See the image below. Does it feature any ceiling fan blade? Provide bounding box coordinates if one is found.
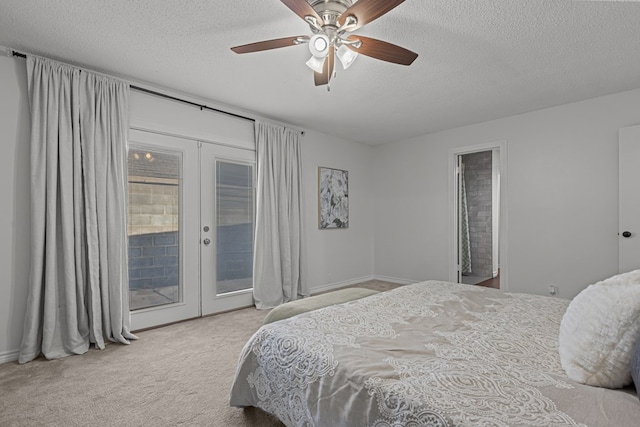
[338,0,406,31]
[314,47,335,86]
[347,36,418,65]
[281,0,324,25]
[231,36,307,54]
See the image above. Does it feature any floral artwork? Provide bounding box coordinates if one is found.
[319,167,348,229]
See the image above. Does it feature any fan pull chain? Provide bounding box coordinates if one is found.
[328,68,337,91]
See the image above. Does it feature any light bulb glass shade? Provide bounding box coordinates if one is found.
[337,44,358,70]
[308,34,330,58]
[306,55,326,73]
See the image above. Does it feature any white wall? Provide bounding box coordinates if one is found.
[302,130,374,292]
[373,88,640,298]
[0,56,31,363]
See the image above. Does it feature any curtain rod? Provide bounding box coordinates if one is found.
[9,50,260,125]
[129,86,255,124]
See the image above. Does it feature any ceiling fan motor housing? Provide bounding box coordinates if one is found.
[308,0,354,29]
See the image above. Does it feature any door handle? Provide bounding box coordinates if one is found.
[622,231,632,238]
[203,238,211,245]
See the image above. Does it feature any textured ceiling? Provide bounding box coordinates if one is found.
[1,0,639,145]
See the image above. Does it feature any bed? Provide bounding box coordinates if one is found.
[230,281,640,426]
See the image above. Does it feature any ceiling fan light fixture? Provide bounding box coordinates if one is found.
[306,55,327,73]
[230,0,419,87]
[337,44,358,70]
[308,34,330,58]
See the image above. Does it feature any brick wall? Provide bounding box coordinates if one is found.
[462,151,493,277]
[128,231,178,290]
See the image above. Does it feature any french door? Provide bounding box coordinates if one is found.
[128,129,255,330]
[200,143,255,315]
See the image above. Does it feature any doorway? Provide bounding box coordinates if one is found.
[450,142,507,289]
[619,124,640,273]
[127,129,255,330]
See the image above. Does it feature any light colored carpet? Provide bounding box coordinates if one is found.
[0,280,401,427]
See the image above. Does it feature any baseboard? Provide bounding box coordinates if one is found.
[0,349,19,364]
[372,275,417,286]
[310,275,376,295]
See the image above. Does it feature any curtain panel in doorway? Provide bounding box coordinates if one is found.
[460,163,472,274]
[253,121,308,309]
[19,56,137,364]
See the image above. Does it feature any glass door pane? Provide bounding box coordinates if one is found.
[128,147,181,310]
[128,129,200,330]
[216,161,254,295]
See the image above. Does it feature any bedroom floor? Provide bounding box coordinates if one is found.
[461,274,492,286]
[0,279,401,427]
[462,270,500,289]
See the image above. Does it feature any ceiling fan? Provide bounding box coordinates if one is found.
[231,0,418,87]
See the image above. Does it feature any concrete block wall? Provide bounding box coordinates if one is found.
[128,182,178,236]
[127,181,180,290]
[462,151,493,277]
[128,231,179,289]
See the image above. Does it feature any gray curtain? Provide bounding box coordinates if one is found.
[19,56,137,364]
[460,163,472,274]
[253,121,308,309]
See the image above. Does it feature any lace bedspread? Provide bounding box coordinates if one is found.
[230,281,640,426]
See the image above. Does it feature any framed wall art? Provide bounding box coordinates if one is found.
[318,167,349,229]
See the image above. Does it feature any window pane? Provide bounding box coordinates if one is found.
[127,147,181,310]
[216,161,254,295]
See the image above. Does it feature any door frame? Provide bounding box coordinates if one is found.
[618,124,640,273]
[448,140,508,289]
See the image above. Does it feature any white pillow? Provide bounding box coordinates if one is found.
[632,335,640,400]
[559,281,640,388]
[597,268,640,286]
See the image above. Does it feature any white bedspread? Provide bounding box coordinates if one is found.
[230,281,640,426]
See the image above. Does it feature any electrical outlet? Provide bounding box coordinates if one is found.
[548,284,558,296]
